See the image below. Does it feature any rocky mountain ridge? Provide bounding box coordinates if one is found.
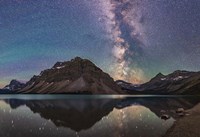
[3,80,26,91]
[117,70,200,95]
[19,57,122,94]
[1,58,200,95]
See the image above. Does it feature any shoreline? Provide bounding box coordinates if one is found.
[164,103,200,137]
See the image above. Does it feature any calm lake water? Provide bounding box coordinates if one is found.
[0,95,199,137]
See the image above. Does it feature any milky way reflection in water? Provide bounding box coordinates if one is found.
[0,95,199,137]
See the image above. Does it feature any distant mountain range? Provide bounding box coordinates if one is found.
[1,57,200,95]
[117,70,200,95]
[3,79,26,91]
[0,80,26,94]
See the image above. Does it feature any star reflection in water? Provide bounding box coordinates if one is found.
[0,95,199,137]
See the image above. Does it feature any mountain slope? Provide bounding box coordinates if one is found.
[3,80,26,91]
[140,70,200,94]
[117,70,200,95]
[20,57,122,94]
[0,89,12,94]
[115,80,137,90]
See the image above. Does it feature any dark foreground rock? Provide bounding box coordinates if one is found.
[165,103,200,137]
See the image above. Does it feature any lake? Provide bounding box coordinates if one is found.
[0,95,199,137]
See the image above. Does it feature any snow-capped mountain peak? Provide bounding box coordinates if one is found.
[3,80,26,91]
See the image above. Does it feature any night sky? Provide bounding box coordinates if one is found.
[1,0,200,88]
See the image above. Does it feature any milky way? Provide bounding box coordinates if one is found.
[1,0,200,87]
[94,0,147,83]
[92,0,200,83]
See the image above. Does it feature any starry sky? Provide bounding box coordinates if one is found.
[1,0,200,88]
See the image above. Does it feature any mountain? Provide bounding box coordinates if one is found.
[0,80,25,94]
[20,57,122,94]
[117,70,200,95]
[3,80,25,91]
[115,80,141,94]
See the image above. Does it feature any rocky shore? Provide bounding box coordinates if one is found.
[165,103,200,137]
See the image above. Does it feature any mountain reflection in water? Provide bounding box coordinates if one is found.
[0,95,199,137]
